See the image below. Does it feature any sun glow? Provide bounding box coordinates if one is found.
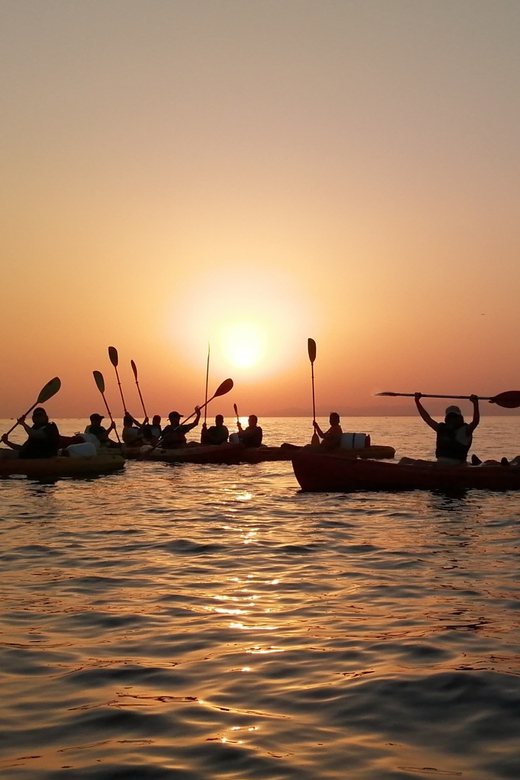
[221,322,267,368]
[168,268,310,382]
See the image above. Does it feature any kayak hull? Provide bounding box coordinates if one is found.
[124,443,396,465]
[0,452,126,479]
[292,450,520,492]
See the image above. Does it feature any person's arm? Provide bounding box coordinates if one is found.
[23,420,47,440]
[414,393,439,431]
[184,406,201,432]
[468,394,480,432]
[1,433,21,450]
[313,421,324,438]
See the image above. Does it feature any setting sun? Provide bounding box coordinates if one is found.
[220,322,267,368]
[167,269,311,388]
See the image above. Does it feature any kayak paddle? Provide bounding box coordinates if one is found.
[375,390,520,408]
[93,370,121,443]
[108,346,128,414]
[181,378,234,424]
[4,377,61,436]
[130,360,148,419]
[308,338,319,445]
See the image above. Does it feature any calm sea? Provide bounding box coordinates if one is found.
[1,416,520,780]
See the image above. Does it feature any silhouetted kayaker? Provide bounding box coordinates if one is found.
[201,414,229,445]
[313,412,342,450]
[142,415,162,445]
[414,393,480,464]
[1,407,60,459]
[122,413,147,447]
[85,413,117,446]
[159,408,201,448]
[237,415,263,448]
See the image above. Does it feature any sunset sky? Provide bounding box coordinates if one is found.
[2,0,519,420]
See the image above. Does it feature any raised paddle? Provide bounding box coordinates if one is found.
[93,370,121,443]
[130,360,148,419]
[4,377,61,437]
[308,338,319,445]
[181,378,234,424]
[233,403,240,424]
[108,346,128,414]
[375,391,520,408]
[143,378,234,458]
[204,344,210,427]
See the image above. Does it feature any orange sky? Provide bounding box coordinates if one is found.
[1,1,520,420]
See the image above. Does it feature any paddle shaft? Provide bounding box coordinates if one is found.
[380,392,501,401]
[100,392,121,444]
[108,347,128,413]
[204,345,210,426]
[93,371,121,443]
[131,361,148,418]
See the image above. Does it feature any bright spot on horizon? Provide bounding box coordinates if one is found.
[220,321,267,368]
[168,267,310,380]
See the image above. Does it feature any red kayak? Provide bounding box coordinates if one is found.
[292,450,520,492]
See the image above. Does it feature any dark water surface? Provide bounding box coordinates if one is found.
[1,417,520,779]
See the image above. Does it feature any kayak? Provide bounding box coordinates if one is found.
[124,443,293,464]
[291,450,520,492]
[124,442,396,465]
[0,451,126,480]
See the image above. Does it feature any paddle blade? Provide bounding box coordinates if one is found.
[213,378,234,398]
[311,432,320,446]
[37,377,61,404]
[375,392,403,397]
[130,359,138,379]
[108,346,119,367]
[233,403,239,417]
[489,390,520,409]
[308,338,317,363]
[93,370,105,394]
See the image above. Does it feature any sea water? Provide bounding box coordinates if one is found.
[1,417,520,780]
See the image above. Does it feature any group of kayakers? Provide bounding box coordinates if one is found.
[120,408,264,450]
[1,393,516,466]
[0,405,266,460]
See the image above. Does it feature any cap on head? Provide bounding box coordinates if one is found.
[445,405,462,416]
[90,413,104,421]
[169,411,181,420]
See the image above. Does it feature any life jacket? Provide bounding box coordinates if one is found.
[436,422,472,462]
[19,422,60,460]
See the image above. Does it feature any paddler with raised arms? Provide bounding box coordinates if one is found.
[414,393,480,464]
